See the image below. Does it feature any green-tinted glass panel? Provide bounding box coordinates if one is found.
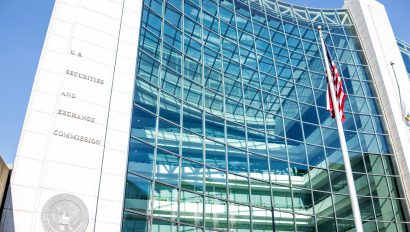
[124,174,151,214]
[122,212,149,232]
[180,190,204,226]
[153,182,178,221]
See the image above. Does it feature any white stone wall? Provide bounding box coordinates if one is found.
[0,0,142,231]
[345,0,410,209]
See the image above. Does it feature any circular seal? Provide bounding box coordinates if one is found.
[41,194,89,232]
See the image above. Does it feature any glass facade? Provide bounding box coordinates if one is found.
[397,39,410,79]
[122,0,410,231]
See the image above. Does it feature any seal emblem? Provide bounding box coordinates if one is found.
[41,194,89,232]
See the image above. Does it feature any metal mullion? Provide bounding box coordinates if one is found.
[259,3,291,230]
[383,169,403,230]
[176,0,185,230]
[246,2,278,231]
[197,0,207,229]
[291,18,321,232]
[276,6,309,231]
[212,2,231,230]
[231,1,253,230]
[148,0,167,230]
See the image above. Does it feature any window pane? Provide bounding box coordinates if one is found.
[124,174,151,213]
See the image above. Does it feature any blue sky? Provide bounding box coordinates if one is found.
[0,0,409,164]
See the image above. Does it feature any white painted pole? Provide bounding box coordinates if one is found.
[390,61,410,128]
[318,26,364,232]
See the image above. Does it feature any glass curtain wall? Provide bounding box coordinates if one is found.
[122,0,410,231]
[397,39,410,79]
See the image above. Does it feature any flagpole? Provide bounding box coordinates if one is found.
[318,26,364,232]
[390,61,410,124]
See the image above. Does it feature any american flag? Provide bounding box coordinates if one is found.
[325,45,346,122]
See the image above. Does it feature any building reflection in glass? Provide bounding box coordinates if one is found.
[122,0,410,231]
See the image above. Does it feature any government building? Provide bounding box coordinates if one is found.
[1,0,410,231]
